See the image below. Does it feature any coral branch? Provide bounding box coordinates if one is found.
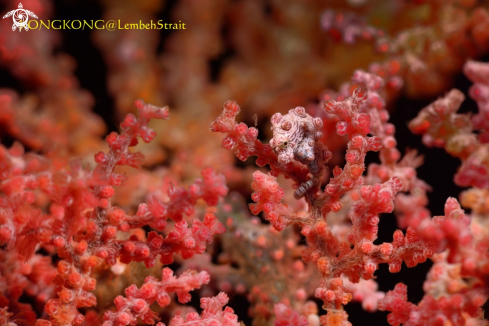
[210,101,313,189]
[163,292,240,326]
[102,268,210,326]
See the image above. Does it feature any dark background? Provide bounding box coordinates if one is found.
[0,0,488,324]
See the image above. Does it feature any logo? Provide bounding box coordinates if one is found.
[1,3,185,32]
[2,3,38,32]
